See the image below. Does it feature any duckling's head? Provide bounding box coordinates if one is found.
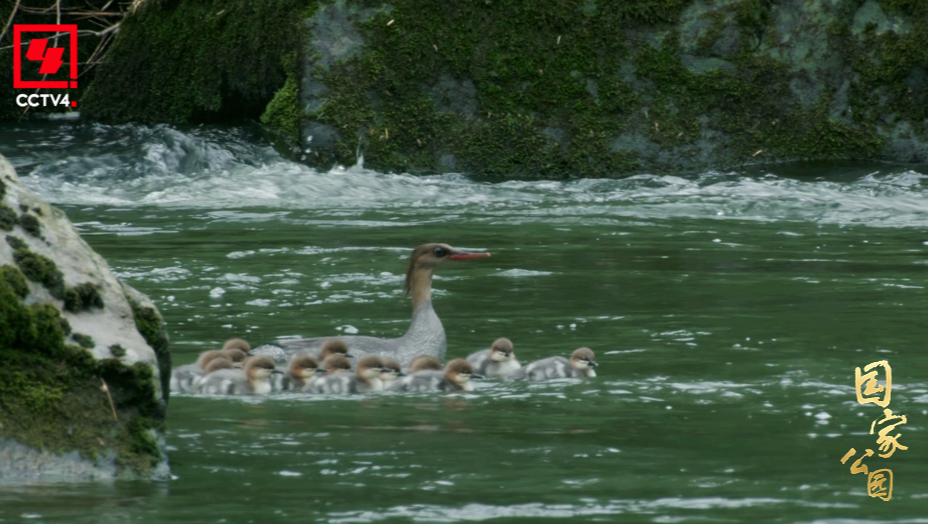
[410,355,443,373]
[489,338,515,362]
[380,358,402,381]
[196,350,228,370]
[203,356,234,373]
[320,339,350,359]
[357,355,385,380]
[570,347,598,370]
[289,355,319,378]
[222,347,248,363]
[321,354,352,375]
[223,338,252,352]
[244,356,279,381]
[444,359,474,386]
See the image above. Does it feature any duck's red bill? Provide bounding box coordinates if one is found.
[449,252,491,260]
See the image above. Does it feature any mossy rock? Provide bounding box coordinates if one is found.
[13,248,65,299]
[18,214,41,237]
[128,298,171,401]
[0,265,28,299]
[6,235,26,250]
[64,283,106,313]
[72,333,95,349]
[0,205,15,231]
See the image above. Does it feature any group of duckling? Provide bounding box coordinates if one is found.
[171,337,599,397]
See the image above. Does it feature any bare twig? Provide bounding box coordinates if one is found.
[101,379,118,421]
[0,0,22,45]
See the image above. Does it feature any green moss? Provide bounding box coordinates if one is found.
[260,70,303,143]
[109,344,126,358]
[0,204,15,231]
[83,0,307,124]
[13,248,65,299]
[0,178,5,200]
[128,298,171,403]
[72,333,95,348]
[64,283,105,313]
[0,265,29,299]
[18,214,41,237]
[5,235,26,250]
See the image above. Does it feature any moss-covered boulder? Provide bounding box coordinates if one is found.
[0,155,171,485]
[84,0,928,176]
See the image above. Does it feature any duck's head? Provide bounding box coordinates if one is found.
[196,350,228,370]
[203,356,234,373]
[244,356,280,381]
[489,338,515,362]
[223,338,252,352]
[321,354,352,375]
[410,355,443,373]
[356,355,385,380]
[380,358,403,381]
[290,355,319,378]
[222,347,248,364]
[444,358,474,387]
[569,347,598,370]
[320,339,350,359]
[404,243,491,296]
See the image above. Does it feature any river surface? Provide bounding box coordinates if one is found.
[1,121,927,523]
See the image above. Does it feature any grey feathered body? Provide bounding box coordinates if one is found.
[308,374,380,395]
[270,367,315,392]
[170,363,204,394]
[509,356,590,381]
[387,370,459,392]
[194,369,271,395]
[250,301,446,367]
[466,349,522,378]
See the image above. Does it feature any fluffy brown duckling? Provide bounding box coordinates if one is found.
[409,355,443,373]
[379,358,403,388]
[309,355,385,394]
[274,355,324,392]
[389,358,474,392]
[223,338,252,352]
[510,347,598,381]
[466,337,521,379]
[195,356,282,395]
[171,350,233,394]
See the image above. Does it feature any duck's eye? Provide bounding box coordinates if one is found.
[434,247,448,257]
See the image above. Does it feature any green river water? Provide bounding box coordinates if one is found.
[0,122,926,523]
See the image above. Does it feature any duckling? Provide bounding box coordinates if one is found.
[467,338,520,379]
[274,355,323,392]
[222,347,248,366]
[379,358,403,389]
[170,350,232,394]
[510,347,598,381]
[223,338,252,352]
[203,358,235,374]
[388,359,474,392]
[320,353,353,375]
[309,355,385,394]
[318,339,351,360]
[194,356,281,395]
[409,355,443,373]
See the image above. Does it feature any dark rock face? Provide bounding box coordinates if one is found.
[0,155,170,485]
[84,0,928,177]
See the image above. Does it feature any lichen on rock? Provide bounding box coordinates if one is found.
[0,155,170,485]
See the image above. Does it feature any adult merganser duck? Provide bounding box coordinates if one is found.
[195,356,281,395]
[467,338,521,379]
[388,358,474,392]
[309,355,385,394]
[510,348,598,381]
[249,244,490,367]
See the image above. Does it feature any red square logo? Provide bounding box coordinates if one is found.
[13,24,78,89]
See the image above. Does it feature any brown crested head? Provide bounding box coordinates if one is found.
[290,355,318,374]
[403,243,491,296]
[222,347,248,363]
[491,337,514,355]
[203,357,234,373]
[410,355,443,373]
[196,350,227,370]
[321,354,352,374]
[357,355,384,371]
[381,358,402,373]
[320,339,349,358]
[244,356,277,372]
[571,347,597,364]
[444,358,474,377]
[223,338,251,352]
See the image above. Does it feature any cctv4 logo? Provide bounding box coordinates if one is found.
[13,24,79,108]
